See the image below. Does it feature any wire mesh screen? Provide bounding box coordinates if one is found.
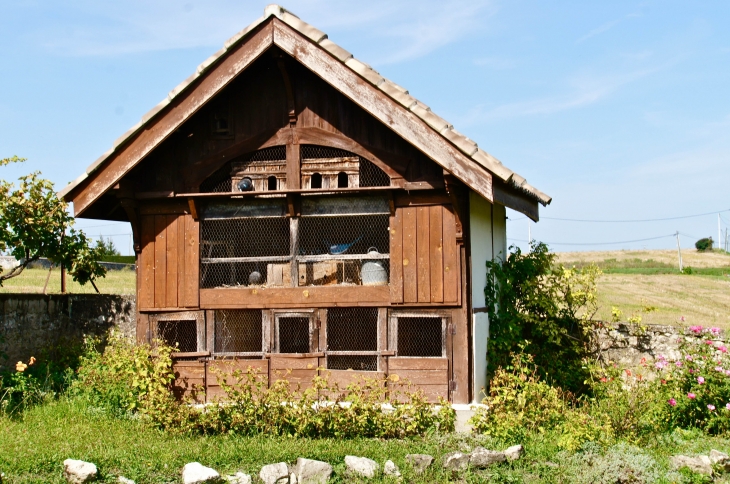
[156,320,199,353]
[397,317,443,357]
[201,217,290,288]
[200,146,287,192]
[327,308,377,351]
[327,355,378,372]
[300,145,390,187]
[278,317,310,353]
[214,310,263,354]
[297,214,390,286]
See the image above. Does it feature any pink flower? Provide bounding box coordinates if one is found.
[689,325,703,334]
[708,404,716,411]
[675,361,684,367]
[686,355,694,361]
[726,403,730,410]
[698,377,705,384]
[720,346,728,353]
[710,327,721,335]
[716,366,724,372]
[706,340,714,345]
[668,398,677,406]
[680,316,686,322]
[655,361,668,369]
[688,393,696,399]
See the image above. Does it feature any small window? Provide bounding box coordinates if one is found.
[214,310,263,354]
[310,173,322,189]
[157,320,198,353]
[278,316,311,353]
[326,307,379,372]
[267,175,278,191]
[396,316,444,357]
[337,172,348,188]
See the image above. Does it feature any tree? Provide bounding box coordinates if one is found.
[0,156,106,286]
[94,237,120,258]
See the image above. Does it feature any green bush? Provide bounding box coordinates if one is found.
[695,237,713,251]
[485,241,601,393]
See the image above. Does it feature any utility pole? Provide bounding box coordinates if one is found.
[528,220,531,245]
[676,231,683,272]
[719,214,722,250]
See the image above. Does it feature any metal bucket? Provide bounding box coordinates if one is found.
[361,247,388,286]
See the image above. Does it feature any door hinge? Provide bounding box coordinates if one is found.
[448,323,457,335]
[449,380,457,391]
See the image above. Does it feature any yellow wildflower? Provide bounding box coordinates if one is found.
[29,356,36,366]
[16,361,27,372]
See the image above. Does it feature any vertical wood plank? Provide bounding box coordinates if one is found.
[443,206,458,303]
[402,207,418,303]
[389,210,403,303]
[165,215,178,308]
[154,215,167,308]
[136,313,149,344]
[453,247,470,403]
[286,142,301,189]
[177,212,187,306]
[139,215,156,309]
[416,206,430,303]
[318,309,327,371]
[377,308,388,373]
[429,205,444,303]
[184,215,200,307]
[206,310,215,353]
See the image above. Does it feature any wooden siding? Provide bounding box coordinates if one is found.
[389,205,459,305]
[140,212,199,310]
[172,360,205,403]
[389,357,449,403]
[206,359,268,402]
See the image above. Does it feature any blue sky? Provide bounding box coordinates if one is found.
[1,1,729,255]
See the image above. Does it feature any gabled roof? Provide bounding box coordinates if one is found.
[59,4,550,214]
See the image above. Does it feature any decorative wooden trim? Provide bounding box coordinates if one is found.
[272,19,493,202]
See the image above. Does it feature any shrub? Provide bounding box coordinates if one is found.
[0,354,75,415]
[485,241,601,393]
[470,353,611,450]
[695,237,713,252]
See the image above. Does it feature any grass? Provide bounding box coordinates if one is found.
[0,268,135,295]
[2,398,729,483]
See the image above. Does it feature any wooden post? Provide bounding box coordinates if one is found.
[676,231,683,273]
[42,265,54,294]
[60,264,66,294]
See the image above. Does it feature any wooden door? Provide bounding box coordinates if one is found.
[269,311,320,392]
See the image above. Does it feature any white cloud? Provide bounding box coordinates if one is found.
[576,11,642,44]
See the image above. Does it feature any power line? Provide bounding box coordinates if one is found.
[507,233,675,246]
[540,208,730,223]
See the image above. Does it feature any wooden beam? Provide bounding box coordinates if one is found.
[286,142,301,190]
[69,21,275,216]
[272,19,493,202]
[492,179,540,222]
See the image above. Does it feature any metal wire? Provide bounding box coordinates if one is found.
[214,310,263,354]
[301,145,390,187]
[153,314,203,353]
[278,317,310,353]
[200,146,287,192]
[397,316,443,357]
[327,308,377,351]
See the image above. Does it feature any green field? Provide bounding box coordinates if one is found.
[0,267,135,295]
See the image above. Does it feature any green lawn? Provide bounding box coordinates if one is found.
[1,398,729,483]
[0,268,135,295]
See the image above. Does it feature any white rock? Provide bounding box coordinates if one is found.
[442,452,469,471]
[117,478,135,484]
[405,454,433,474]
[294,458,333,484]
[345,456,380,478]
[383,460,401,477]
[504,444,524,461]
[224,473,251,484]
[469,447,506,468]
[182,462,221,484]
[63,459,98,484]
[290,473,298,484]
[710,450,730,472]
[670,455,713,476]
[259,463,289,484]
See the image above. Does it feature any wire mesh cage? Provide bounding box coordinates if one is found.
[327,308,377,352]
[214,310,264,354]
[152,312,205,353]
[200,146,287,193]
[278,317,311,353]
[397,316,444,357]
[300,145,390,188]
[201,216,290,288]
[327,355,378,372]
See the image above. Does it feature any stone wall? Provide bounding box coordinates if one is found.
[592,323,725,366]
[0,294,135,368]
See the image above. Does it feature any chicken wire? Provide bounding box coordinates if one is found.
[397,316,444,357]
[327,308,377,352]
[278,317,311,353]
[155,318,200,353]
[200,216,290,288]
[301,145,391,187]
[214,310,264,354]
[327,355,378,372]
[200,146,287,192]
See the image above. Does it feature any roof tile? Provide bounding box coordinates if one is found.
[379,80,416,108]
[471,149,513,182]
[279,12,328,43]
[441,128,478,157]
[140,99,170,124]
[85,149,115,175]
[319,39,353,62]
[345,58,385,86]
[197,48,226,75]
[410,103,452,133]
[57,173,89,199]
[112,122,143,150]
[168,72,199,100]
[224,16,266,50]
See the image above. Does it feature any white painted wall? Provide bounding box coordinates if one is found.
[468,191,507,403]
